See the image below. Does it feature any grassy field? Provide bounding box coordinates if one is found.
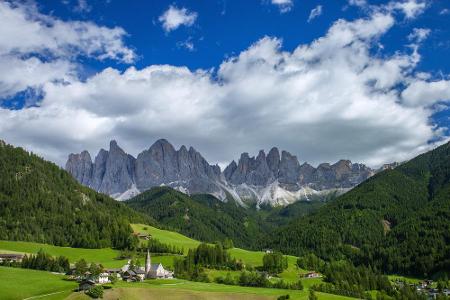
[0,266,350,300]
[66,279,355,300]
[0,240,125,267]
[0,240,177,268]
[132,224,307,283]
[132,224,201,253]
[0,266,77,300]
[388,275,423,284]
[0,224,348,300]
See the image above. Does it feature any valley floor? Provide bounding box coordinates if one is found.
[0,266,353,300]
[0,224,397,300]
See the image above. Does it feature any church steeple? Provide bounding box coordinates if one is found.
[145,248,151,276]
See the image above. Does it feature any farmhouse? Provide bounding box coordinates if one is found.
[138,233,151,240]
[97,272,110,284]
[105,268,121,279]
[122,270,137,282]
[0,253,24,263]
[304,272,321,278]
[78,279,96,291]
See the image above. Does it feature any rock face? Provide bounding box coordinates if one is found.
[66,139,375,206]
[67,139,222,200]
[222,149,375,206]
[66,150,93,186]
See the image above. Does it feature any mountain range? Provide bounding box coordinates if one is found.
[2,137,449,277]
[66,139,376,206]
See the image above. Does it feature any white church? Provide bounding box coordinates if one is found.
[145,249,174,279]
[120,249,174,281]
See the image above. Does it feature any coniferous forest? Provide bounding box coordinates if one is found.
[265,141,450,277]
[0,141,153,249]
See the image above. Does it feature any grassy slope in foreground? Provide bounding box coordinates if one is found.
[0,240,177,268]
[0,266,77,300]
[132,224,302,282]
[66,279,356,300]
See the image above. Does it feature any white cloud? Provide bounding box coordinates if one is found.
[440,8,450,15]
[177,37,196,52]
[73,0,91,13]
[408,28,430,43]
[308,5,323,22]
[402,80,450,107]
[1,0,449,169]
[348,0,367,7]
[386,0,427,19]
[0,1,134,98]
[158,5,197,33]
[350,0,427,19]
[271,0,293,13]
[0,1,134,62]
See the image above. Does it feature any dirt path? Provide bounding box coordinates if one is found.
[23,290,69,300]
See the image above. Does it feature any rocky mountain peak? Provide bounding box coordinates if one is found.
[65,150,93,186]
[266,147,280,174]
[109,139,119,150]
[66,140,376,206]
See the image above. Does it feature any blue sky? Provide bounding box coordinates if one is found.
[0,0,450,168]
[36,0,450,74]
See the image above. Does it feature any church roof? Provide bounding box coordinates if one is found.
[148,263,163,271]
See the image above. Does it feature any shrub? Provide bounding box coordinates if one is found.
[86,285,103,298]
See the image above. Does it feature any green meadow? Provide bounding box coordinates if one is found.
[66,279,355,300]
[0,240,178,268]
[0,266,77,300]
[0,224,352,300]
[132,223,201,253]
[132,224,306,282]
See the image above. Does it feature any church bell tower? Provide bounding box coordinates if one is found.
[145,248,151,277]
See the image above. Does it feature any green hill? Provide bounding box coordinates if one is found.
[0,141,153,249]
[131,224,302,282]
[0,266,77,300]
[125,187,270,249]
[265,141,450,277]
[125,186,330,250]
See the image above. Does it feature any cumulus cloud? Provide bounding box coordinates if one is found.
[386,0,427,18]
[158,5,198,33]
[0,1,134,98]
[402,80,450,107]
[408,28,430,42]
[271,0,293,13]
[308,5,323,22]
[349,0,427,19]
[0,1,134,62]
[0,0,449,169]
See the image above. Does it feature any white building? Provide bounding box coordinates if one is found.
[97,273,110,284]
[145,250,174,279]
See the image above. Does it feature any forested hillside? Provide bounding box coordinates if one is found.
[125,185,332,250]
[0,141,153,249]
[265,141,450,277]
[125,187,267,248]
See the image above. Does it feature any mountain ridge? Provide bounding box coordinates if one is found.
[66,139,376,206]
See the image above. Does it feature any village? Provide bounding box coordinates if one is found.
[0,247,174,293]
[75,249,174,291]
[2,249,450,300]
